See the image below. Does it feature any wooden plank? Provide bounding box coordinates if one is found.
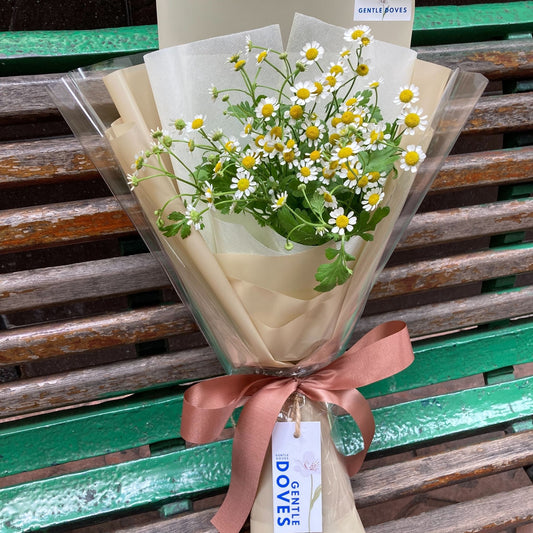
[416,38,533,80]
[464,92,533,135]
[0,254,169,313]
[0,197,135,253]
[355,286,533,338]
[0,305,197,364]
[366,486,533,533]
[397,198,533,250]
[1,380,531,531]
[431,146,533,192]
[1,195,531,254]
[109,432,533,533]
[0,137,96,188]
[3,243,532,313]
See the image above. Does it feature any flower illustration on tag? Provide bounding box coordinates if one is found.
[295,451,322,532]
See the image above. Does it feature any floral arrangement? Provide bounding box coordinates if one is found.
[128,25,428,292]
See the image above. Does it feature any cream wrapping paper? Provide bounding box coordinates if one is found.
[99,15,452,533]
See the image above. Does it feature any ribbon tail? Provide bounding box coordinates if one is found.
[212,379,297,533]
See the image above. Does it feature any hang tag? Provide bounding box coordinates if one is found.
[354,0,412,21]
[271,421,322,533]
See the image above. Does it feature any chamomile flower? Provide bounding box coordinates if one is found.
[329,207,357,236]
[245,35,253,53]
[297,159,319,184]
[354,173,370,194]
[257,134,278,158]
[355,60,371,77]
[328,60,346,78]
[367,170,388,186]
[208,85,219,100]
[284,104,304,125]
[240,149,259,171]
[340,160,363,188]
[223,136,240,154]
[394,84,420,107]
[272,191,288,210]
[187,114,207,133]
[290,81,317,106]
[362,187,385,211]
[185,204,204,230]
[300,41,324,65]
[240,117,254,138]
[132,150,146,170]
[231,170,257,199]
[339,47,351,58]
[256,49,269,63]
[280,144,300,168]
[317,186,338,208]
[368,77,384,89]
[344,25,372,45]
[126,173,139,191]
[300,119,325,147]
[400,145,426,173]
[331,142,360,164]
[255,97,279,120]
[312,80,328,100]
[363,122,391,151]
[322,72,343,92]
[202,181,215,208]
[399,106,428,135]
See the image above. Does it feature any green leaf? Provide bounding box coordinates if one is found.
[180,222,192,239]
[314,249,353,292]
[325,247,339,260]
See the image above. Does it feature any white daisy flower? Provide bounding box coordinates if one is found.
[272,191,288,211]
[241,117,255,138]
[340,161,363,188]
[344,25,372,45]
[290,81,317,106]
[394,84,420,107]
[231,170,257,199]
[297,159,319,184]
[299,119,325,147]
[331,142,361,164]
[329,207,357,236]
[317,186,338,208]
[126,173,139,191]
[186,114,207,133]
[202,181,214,208]
[185,204,204,230]
[400,145,426,173]
[362,187,385,211]
[255,97,279,120]
[363,122,391,151]
[399,106,428,135]
[300,41,324,65]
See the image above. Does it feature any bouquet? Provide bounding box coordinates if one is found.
[51,12,487,533]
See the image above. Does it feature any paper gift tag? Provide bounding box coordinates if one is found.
[354,0,413,21]
[271,421,322,533]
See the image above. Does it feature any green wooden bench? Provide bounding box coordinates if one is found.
[0,2,532,531]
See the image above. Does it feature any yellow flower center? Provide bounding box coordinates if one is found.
[325,75,337,87]
[262,103,275,117]
[331,117,342,128]
[237,177,250,191]
[306,125,320,140]
[351,29,364,40]
[322,168,335,180]
[368,193,380,206]
[244,122,253,134]
[336,214,349,229]
[357,175,368,187]
[361,36,370,46]
[329,160,339,170]
[270,126,283,138]
[313,82,323,95]
[234,59,246,71]
[356,63,369,76]
[404,113,421,128]
[370,130,384,143]
[283,150,296,163]
[329,133,340,145]
[134,157,143,169]
[309,150,321,161]
[405,151,420,166]
[257,51,267,63]
[323,192,333,203]
[330,64,344,76]
[300,166,311,177]
[276,195,286,206]
[354,114,364,126]
[341,111,355,124]
[399,89,414,103]
[345,166,360,181]
[341,49,351,57]
[286,139,296,149]
[368,171,381,182]
[263,143,275,153]
[345,97,357,107]
[289,105,304,120]
[254,135,264,147]
[191,118,204,130]
[214,160,222,173]
[338,146,353,159]
[274,142,285,152]
[296,87,311,100]
[242,155,256,169]
[306,48,319,60]
[225,141,236,152]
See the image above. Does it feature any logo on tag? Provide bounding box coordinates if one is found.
[354,0,412,21]
[272,421,322,532]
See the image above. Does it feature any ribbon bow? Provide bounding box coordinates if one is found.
[181,320,414,533]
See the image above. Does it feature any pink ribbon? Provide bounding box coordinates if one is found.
[181,320,414,533]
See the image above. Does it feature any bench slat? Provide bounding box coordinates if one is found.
[2,196,531,254]
[367,485,533,533]
[1,319,531,420]
[0,379,531,531]
[3,243,532,313]
[2,140,532,192]
[2,284,532,365]
[109,432,533,533]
